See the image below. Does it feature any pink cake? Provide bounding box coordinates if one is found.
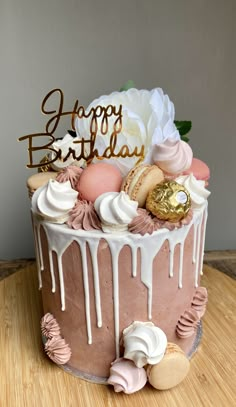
[22,86,210,393]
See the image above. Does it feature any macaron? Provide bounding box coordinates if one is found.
[146,342,190,390]
[76,162,122,203]
[183,157,210,185]
[27,172,58,198]
[121,164,164,207]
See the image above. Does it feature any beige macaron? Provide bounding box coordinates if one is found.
[121,164,164,207]
[146,342,190,390]
[27,171,58,199]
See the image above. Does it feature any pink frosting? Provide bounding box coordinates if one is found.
[128,208,193,235]
[108,358,147,394]
[67,200,101,231]
[41,312,61,339]
[153,140,193,174]
[191,287,208,318]
[56,165,83,190]
[44,337,72,365]
[176,309,200,339]
[128,209,159,235]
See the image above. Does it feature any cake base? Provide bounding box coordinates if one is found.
[35,203,207,380]
[44,322,203,384]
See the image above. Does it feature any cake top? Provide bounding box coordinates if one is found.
[19,84,210,231]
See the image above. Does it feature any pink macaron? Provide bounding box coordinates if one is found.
[183,157,210,184]
[76,162,122,202]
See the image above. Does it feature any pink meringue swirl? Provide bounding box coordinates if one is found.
[41,313,61,339]
[44,337,71,365]
[56,165,83,190]
[108,358,147,394]
[176,308,200,339]
[128,208,193,235]
[153,139,193,174]
[67,200,101,231]
[191,287,208,318]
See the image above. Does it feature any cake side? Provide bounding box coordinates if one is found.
[33,203,207,380]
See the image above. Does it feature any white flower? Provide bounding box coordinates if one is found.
[75,88,180,176]
[123,321,167,368]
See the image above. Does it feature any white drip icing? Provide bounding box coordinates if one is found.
[32,203,207,351]
[193,209,205,287]
[169,247,174,278]
[34,222,44,275]
[192,222,198,264]
[131,246,138,277]
[80,241,92,344]
[33,222,42,289]
[179,244,184,288]
[108,240,121,358]
[57,254,65,311]
[88,240,102,328]
[48,250,56,293]
[200,210,208,276]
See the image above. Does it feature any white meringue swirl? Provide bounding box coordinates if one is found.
[123,321,167,368]
[32,179,78,223]
[108,358,147,394]
[94,191,138,233]
[176,174,210,209]
[152,139,193,174]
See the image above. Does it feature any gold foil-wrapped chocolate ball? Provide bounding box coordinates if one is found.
[38,155,52,172]
[146,180,191,222]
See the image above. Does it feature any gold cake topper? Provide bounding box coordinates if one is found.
[19,88,145,169]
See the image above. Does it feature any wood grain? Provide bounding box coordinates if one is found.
[0,263,235,407]
[204,250,236,279]
[0,258,35,281]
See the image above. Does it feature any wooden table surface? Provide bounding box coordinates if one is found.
[0,262,235,407]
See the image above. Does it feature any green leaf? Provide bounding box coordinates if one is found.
[174,120,192,137]
[119,80,135,92]
[180,135,190,143]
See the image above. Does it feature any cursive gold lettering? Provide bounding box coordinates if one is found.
[19,88,145,170]
[18,133,60,169]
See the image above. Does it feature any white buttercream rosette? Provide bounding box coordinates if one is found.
[75,88,180,176]
[176,174,210,209]
[123,321,167,368]
[31,179,78,223]
[94,191,138,233]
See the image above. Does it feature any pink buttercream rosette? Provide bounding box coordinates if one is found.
[108,358,147,394]
[41,312,61,339]
[67,200,101,231]
[44,337,72,365]
[191,287,208,318]
[128,208,193,235]
[176,308,200,339]
[56,165,83,190]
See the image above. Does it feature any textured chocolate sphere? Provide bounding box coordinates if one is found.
[146,180,191,222]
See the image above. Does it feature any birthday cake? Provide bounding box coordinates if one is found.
[20,85,210,393]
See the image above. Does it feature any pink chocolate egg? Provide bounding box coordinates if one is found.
[76,162,122,202]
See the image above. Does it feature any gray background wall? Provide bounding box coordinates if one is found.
[0,0,235,259]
